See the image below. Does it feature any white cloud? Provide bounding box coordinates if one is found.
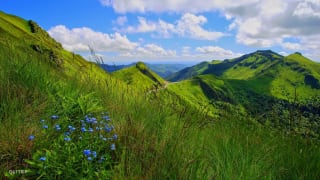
[225,0,320,57]
[114,16,127,26]
[259,0,287,17]
[102,0,320,61]
[119,13,225,40]
[294,0,320,18]
[279,51,289,56]
[181,46,191,56]
[48,25,138,53]
[124,17,157,33]
[176,13,224,40]
[47,25,241,63]
[281,42,302,50]
[195,46,242,59]
[48,25,179,62]
[100,0,258,13]
[123,44,177,57]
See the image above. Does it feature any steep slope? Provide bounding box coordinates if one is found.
[167,74,241,117]
[101,63,188,78]
[112,62,165,89]
[0,11,109,81]
[169,50,320,100]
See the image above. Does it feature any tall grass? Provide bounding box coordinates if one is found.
[1,35,320,179]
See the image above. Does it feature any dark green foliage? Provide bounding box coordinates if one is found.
[304,74,320,89]
[27,20,63,49]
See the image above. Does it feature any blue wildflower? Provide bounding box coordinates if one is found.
[64,132,70,136]
[87,157,92,161]
[83,149,91,156]
[104,126,112,133]
[113,134,118,140]
[51,115,59,119]
[92,151,97,158]
[39,157,46,161]
[110,144,116,151]
[68,125,76,131]
[43,125,48,129]
[88,128,94,133]
[64,136,71,142]
[85,117,92,124]
[102,116,110,121]
[102,137,107,141]
[81,127,87,132]
[55,124,61,131]
[28,135,35,141]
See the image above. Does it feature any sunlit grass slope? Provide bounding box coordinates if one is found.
[112,61,165,90]
[1,10,320,179]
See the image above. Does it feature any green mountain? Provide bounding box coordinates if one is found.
[167,50,320,136]
[100,63,188,78]
[168,50,320,100]
[112,61,165,89]
[167,61,210,81]
[1,10,320,179]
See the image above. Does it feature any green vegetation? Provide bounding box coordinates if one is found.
[167,61,210,81]
[112,61,165,90]
[1,10,320,179]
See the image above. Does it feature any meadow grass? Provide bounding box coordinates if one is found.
[1,11,320,179]
[2,46,320,179]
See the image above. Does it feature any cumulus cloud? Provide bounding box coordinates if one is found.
[281,42,302,50]
[119,13,225,40]
[121,44,177,58]
[123,17,157,33]
[224,0,320,60]
[48,25,179,62]
[102,0,320,60]
[100,0,258,13]
[114,16,127,26]
[294,0,320,18]
[48,25,138,53]
[195,46,243,59]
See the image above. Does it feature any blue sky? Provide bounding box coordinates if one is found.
[1,0,320,64]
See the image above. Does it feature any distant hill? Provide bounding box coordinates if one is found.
[112,62,165,90]
[168,50,320,100]
[100,63,135,72]
[100,63,189,78]
[166,61,210,82]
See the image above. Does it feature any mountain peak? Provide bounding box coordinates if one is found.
[252,50,282,57]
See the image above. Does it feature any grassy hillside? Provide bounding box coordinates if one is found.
[170,50,320,100]
[1,10,320,179]
[100,63,188,78]
[112,61,165,90]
